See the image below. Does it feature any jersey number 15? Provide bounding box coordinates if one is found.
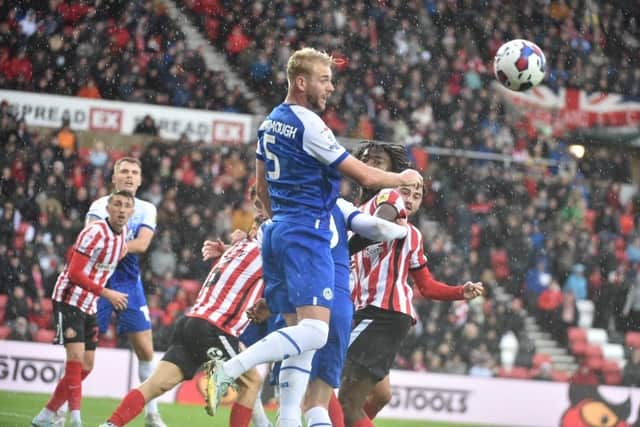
[263,134,280,180]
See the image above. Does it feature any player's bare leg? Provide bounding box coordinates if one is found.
[363,375,392,420]
[102,362,183,427]
[339,359,379,427]
[128,329,166,427]
[138,361,184,401]
[229,367,270,427]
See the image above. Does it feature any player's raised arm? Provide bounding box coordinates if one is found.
[338,155,422,190]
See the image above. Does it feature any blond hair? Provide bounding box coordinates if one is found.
[286,48,334,85]
[113,156,142,173]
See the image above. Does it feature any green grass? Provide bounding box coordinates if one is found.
[0,390,485,427]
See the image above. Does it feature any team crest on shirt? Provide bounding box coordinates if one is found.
[376,192,390,205]
[322,288,334,301]
[64,327,77,339]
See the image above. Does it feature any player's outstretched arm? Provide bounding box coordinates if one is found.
[348,202,401,255]
[337,155,422,190]
[410,266,484,301]
[349,210,407,242]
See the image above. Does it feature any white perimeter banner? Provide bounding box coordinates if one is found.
[0,340,175,403]
[4,340,640,425]
[0,90,254,144]
[381,370,640,426]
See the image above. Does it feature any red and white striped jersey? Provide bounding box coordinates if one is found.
[52,220,127,314]
[351,189,425,319]
[188,238,263,337]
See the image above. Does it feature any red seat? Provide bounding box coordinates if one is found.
[498,366,530,379]
[532,353,552,368]
[585,344,603,359]
[601,360,620,375]
[0,325,10,339]
[551,370,570,382]
[0,293,7,308]
[570,341,588,357]
[568,327,587,344]
[585,357,603,371]
[626,331,640,349]
[180,280,201,303]
[41,298,53,314]
[604,371,622,385]
[35,329,56,343]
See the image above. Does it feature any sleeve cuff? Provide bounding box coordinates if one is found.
[346,210,360,229]
[329,150,349,168]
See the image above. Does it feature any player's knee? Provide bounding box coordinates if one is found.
[298,318,329,350]
[370,386,392,407]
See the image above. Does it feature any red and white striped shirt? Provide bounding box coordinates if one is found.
[188,238,263,337]
[351,189,464,319]
[52,220,127,314]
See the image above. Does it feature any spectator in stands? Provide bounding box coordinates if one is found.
[8,316,32,341]
[564,264,587,300]
[623,349,640,387]
[54,117,77,153]
[134,115,159,136]
[88,140,110,174]
[525,259,552,308]
[76,77,101,99]
[6,284,29,323]
[149,235,177,278]
[623,271,640,332]
[538,280,564,342]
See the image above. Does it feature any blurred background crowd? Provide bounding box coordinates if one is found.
[2,0,640,386]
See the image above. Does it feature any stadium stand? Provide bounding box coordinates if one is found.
[0,0,252,112]
[1,0,640,388]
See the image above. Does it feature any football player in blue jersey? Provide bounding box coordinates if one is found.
[236,197,408,427]
[85,157,166,427]
[209,47,421,424]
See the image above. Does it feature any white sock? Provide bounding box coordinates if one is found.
[277,350,315,427]
[252,385,272,427]
[224,319,328,379]
[58,402,68,415]
[304,406,331,427]
[139,359,159,415]
[70,409,81,423]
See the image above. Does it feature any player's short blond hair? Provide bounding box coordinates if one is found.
[286,48,334,85]
[113,156,142,173]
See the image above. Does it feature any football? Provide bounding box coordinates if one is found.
[493,39,546,91]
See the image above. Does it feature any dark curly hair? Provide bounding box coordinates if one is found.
[353,140,412,202]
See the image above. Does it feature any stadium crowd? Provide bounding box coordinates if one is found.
[1,0,640,386]
[1,99,638,385]
[0,0,256,113]
[184,0,640,144]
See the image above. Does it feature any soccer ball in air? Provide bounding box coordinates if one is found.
[493,39,546,91]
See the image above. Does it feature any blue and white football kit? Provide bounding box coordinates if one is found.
[87,196,156,335]
[310,199,359,388]
[256,104,349,314]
